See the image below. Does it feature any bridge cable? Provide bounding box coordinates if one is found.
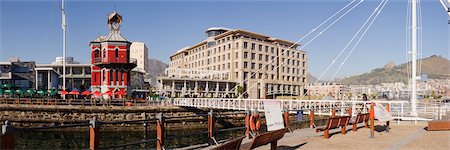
[327,0,390,84]
[227,0,360,95]
[234,0,364,97]
[299,0,389,100]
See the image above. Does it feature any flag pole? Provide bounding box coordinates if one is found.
[62,0,67,100]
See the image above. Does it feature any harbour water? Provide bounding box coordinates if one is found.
[13,119,325,149]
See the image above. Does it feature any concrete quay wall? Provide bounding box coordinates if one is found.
[0,104,247,131]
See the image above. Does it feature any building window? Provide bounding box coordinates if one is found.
[244,42,248,49]
[236,42,239,48]
[102,48,106,58]
[259,64,262,69]
[94,49,100,58]
[259,54,262,61]
[265,55,269,61]
[251,43,255,50]
[258,45,262,51]
[115,70,119,81]
[251,53,255,60]
[244,52,248,59]
[244,62,248,69]
[251,63,255,69]
[115,48,119,59]
[236,52,238,59]
[271,47,274,54]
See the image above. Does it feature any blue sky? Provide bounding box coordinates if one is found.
[0,0,448,80]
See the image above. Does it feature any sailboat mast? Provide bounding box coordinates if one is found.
[411,0,417,116]
[62,0,66,91]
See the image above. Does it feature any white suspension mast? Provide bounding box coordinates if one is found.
[411,0,417,117]
[62,0,67,96]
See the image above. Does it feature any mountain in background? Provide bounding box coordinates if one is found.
[147,58,169,85]
[337,55,450,85]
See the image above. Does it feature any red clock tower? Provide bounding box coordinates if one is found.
[90,11,136,96]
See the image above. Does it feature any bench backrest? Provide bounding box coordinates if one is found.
[326,117,341,130]
[339,116,350,127]
[249,128,288,149]
[212,136,245,150]
[355,113,369,124]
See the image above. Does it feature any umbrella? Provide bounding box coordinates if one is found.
[104,91,113,96]
[4,90,13,95]
[93,91,102,97]
[50,89,58,96]
[27,89,35,97]
[16,89,25,95]
[37,90,47,95]
[60,90,68,95]
[69,90,80,95]
[81,90,91,96]
[115,90,126,96]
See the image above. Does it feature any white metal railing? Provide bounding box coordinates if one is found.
[165,68,230,80]
[172,98,449,122]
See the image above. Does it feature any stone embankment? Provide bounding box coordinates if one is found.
[0,104,246,131]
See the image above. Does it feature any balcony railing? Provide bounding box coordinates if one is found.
[0,72,12,79]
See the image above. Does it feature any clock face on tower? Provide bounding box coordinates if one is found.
[112,22,120,30]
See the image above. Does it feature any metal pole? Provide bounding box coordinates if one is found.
[208,110,215,146]
[411,0,418,119]
[156,113,165,150]
[61,0,67,100]
[370,104,375,138]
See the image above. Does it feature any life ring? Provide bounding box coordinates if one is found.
[250,113,261,132]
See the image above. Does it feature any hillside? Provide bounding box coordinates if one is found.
[147,58,169,85]
[337,55,449,85]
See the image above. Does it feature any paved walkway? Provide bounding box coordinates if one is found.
[193,121,449,150]
[245,122,450,150]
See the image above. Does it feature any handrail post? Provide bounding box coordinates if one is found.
[245,110,251,138]
[386,104,390,133]
[89,118,100,150]
[283,110,291,132]
[1,121,15,150]
[309,110,315,128]
[370,103,375,138]
[208,110,215,145]
[156,113,165,150]
[331,109,336,117]
[347,108,352,117]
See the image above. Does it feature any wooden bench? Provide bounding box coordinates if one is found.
[348,113,369,131]
[315,116,350,138]
[211,136,246,150]
[428,120,450,131]
[240,128,288,150]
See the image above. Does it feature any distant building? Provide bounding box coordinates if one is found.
[0,60,36,90]
[158,27,308,99]
[35,57,91,91]
[307,83,348,100]
[130,42,149,73]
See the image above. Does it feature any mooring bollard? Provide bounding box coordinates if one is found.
[156,113,165,150]
[89,118,99,150]
[208,110,215,145]
[245,110,251,138]
[1,121,15,150]
[310,110,315,128]
[370,103,375,138]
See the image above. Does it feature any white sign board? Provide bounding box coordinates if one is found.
[263,100,285,131]
[374,103,394,122]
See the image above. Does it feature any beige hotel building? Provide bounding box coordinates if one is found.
[157,27,307,99]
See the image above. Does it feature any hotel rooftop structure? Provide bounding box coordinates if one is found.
[157,27,307,99]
